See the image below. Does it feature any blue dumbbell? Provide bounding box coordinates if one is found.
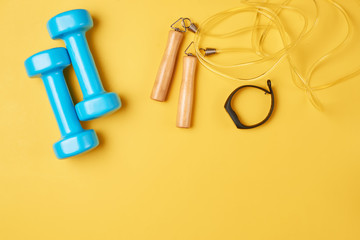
[47,9,121,121]
[24,47,99,159]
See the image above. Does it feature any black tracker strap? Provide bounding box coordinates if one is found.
[224,80,275,129]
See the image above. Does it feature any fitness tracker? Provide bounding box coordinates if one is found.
[224,80,275,129]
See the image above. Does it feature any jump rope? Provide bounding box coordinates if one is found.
[151,0,359,129]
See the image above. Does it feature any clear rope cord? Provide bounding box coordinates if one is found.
[193,0,357,109]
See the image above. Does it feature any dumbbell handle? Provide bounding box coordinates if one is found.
[151,30,184,101]
[176,56,197,128]
[42,71,83,137]
[64,32,105,99]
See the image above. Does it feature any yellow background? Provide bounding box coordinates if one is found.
[1,0,360,239]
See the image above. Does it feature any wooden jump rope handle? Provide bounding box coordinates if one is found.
[151,30,184,102]
[176,55,197,128]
